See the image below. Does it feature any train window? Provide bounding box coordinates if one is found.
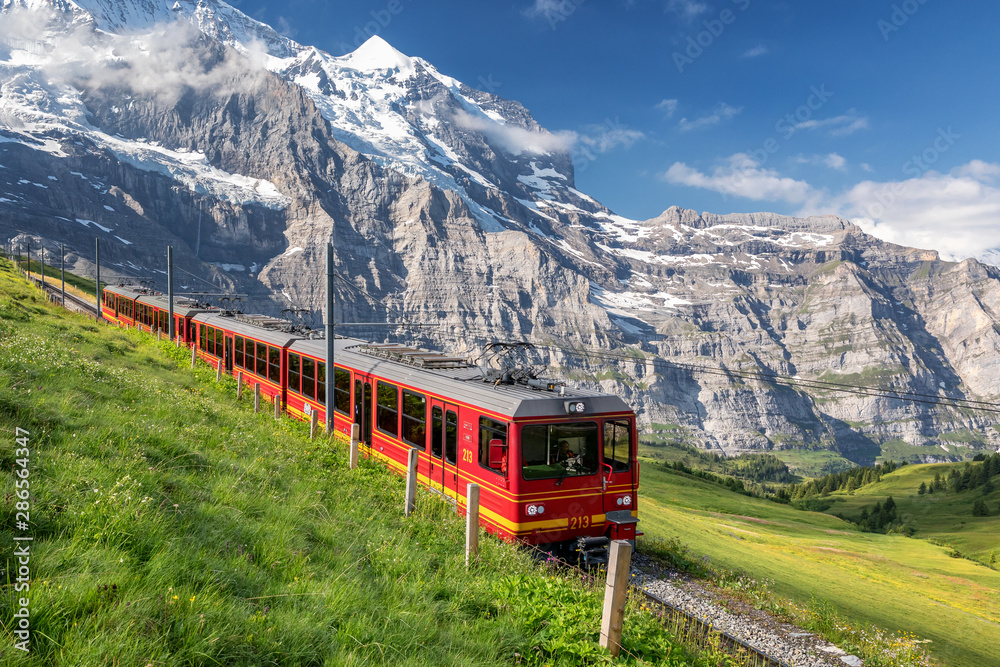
[235,336,244,368]
[376,382,399,437]
[603,420,632,473]
[317,362,325,404]
[334,368,350,415]
[215,328,224,358]
[288,353,301,394]
[268,346,280,383]
[431,407,443,459]
[302,357,315,399]
[199,324,207,351]
[445,410,458,465]
[255,340,266,377]
[401,391,426,448]
[520,422,599,481]
[478,418,508,473]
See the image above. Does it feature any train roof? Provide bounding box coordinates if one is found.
[193,312,304,348]
[290,337,631,420]
[104,285,214,317]
[137,293,212,318]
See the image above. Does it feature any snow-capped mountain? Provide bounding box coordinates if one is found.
[3,0,1000,464]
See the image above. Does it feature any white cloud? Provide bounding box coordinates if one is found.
[741,45,768,58]
[861,162,874,173]
[665,147,1000,263]
[452,108,577,154]
[787,110,869,137]
[794,153,848,171]
[665,0,709,19]
[3,13,270,107]
[655,98,679,117]
[677,103,742,132]
[662,153,816,204]
[815,163,1000,262]
[825,153,847,170]
[523,0,581,23]
[578,120,645,153]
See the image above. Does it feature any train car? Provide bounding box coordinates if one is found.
[192,312,303,407]
[101,285,211,343]
[288,338,639,560]
[102,285,141,327]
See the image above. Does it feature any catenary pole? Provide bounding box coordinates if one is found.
[60,244,65,307]
[167,245,175,340]
[95,238,101,321]
[326,241,335,435]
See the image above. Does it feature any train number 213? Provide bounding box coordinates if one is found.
[569,515,591,529]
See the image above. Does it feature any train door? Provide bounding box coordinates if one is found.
[353,376,373,448]
[224,335,233,373]
[601,417,639,540]
[429,400,459,502]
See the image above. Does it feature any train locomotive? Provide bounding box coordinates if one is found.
[101,285,639,562]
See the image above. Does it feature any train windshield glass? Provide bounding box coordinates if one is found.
[521,422,599,480]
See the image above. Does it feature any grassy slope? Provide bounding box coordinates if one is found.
[637,461,1000,667]
[819,463,1000,563]
[0,261,702,667]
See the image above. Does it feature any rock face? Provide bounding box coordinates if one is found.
[2,0,999,465]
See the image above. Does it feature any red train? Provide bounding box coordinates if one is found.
[101,285,639,561]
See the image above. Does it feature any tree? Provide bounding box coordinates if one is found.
[918,482,927,495]
[972,498,990,517]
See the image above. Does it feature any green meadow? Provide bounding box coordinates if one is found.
[819,462,1000,565]
[637,462,1000,667]
[0,259,721,667]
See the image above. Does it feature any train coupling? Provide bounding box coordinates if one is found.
[575,536,610,566]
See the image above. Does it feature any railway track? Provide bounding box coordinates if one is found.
[635,586,789,667]
[25,271,99,317]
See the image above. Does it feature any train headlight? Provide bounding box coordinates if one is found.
[623,495,632,506]
[526,504,545,516]
[616,497,623,506]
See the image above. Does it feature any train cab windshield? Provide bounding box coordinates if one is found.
[521,422,600,480]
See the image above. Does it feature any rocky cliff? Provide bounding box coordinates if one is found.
[2,0,998,467]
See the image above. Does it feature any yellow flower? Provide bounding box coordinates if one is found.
[173,595,179,600]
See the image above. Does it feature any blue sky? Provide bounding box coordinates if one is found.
[236,0,1000,261]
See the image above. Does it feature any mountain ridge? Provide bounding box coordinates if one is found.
[2,0,999,463]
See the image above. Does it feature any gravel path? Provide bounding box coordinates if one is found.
[631,553,864,667]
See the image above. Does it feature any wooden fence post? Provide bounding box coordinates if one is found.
[274,395,281,420]
[310,410,318,440]
[236,372,243,400]
[465,483,480,566]
[190,345,196,369]
[254,383,261,413]
[405,448,418,516]
[599,540,633,657]
[216,362,222,382]
[349,423,360,470]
